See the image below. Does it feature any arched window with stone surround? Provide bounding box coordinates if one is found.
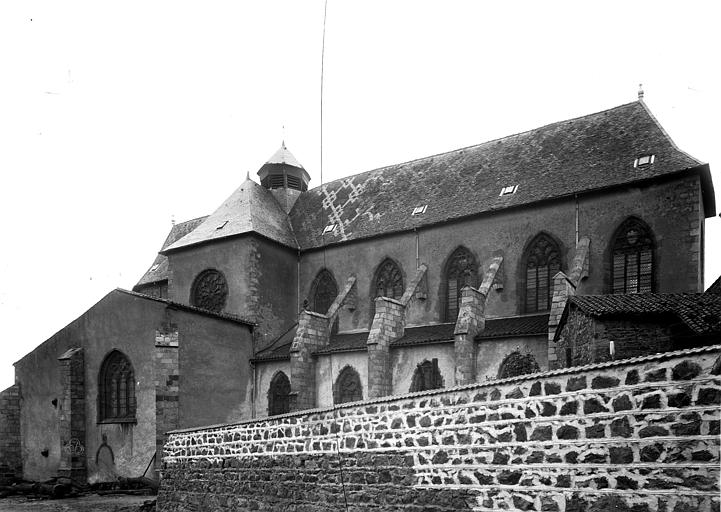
[98,350,136,423]
[309,269,339,333]
[443,246,479,322]
[334,366,363,404]
[611,217,654,294]
[497,351,540,379]
[523,233,562,313]
[190,268,228,313]
[409,359,444,393]
[267,371,290,416]
[369,258,404,323]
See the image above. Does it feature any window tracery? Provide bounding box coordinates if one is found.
[334,366,363,404]
[497,351,540,379]
[612,217,654,294]
[98,351,136,423]
[191,269,228,313]
[370,258,404,322]
[409,359,444,392]
[524,234,562,313]
[444,247,478,321]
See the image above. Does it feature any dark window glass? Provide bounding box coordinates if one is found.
[444,247,478,321]
[524,234,561,313]
[334,366,363,404]
[409,359,444,392]
[310,269,339,333]
[98,351,136,423]
[268,372,291,416]
[498,351,540,379]
[370,258,404,322]
[612,218,654,294]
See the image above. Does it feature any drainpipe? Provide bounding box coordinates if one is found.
[574,194,579,245]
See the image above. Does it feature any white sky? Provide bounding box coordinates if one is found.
[1,1,719,389]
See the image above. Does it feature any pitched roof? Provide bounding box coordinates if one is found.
[134,216,208,287]
[568,293,721,335]
[117,288,256,326]
[163,179,299,252]
[706,275,721,295]
[254,315,549,361]
[290,101,710,249]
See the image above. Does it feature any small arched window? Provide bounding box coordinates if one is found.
[611,217,654,294]
[334,366,363,404]
[98,351,136,423]
[444,247,478,322]
[310,269,339,333]
[267,371,291,416]
[409,359,444,393]
[370,258,404,322]
[190,268,228,313]
[498,351,540,379]
[524,233,562,313]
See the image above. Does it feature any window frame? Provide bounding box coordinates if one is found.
[333,366,363,405]
[98,350,137,424]
[610,217,655,294]
[443,246,479,322]
[522,233,562,314]
[267,371,291,417]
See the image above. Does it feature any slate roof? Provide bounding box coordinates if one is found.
[135,216,208,287]
[290,101,712,249]
[568,293,721,335]
[253,315,549,361]
[163,179,298,253]
[117,288,256,326]
[706,275,721,295]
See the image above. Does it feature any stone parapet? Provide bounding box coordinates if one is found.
[159,345,721,512]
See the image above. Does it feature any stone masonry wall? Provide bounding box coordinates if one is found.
[155,320,180,477]
[0,384,21,484]
[159,345,721,512]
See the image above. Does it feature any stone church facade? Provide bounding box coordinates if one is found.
[0,99,716,484]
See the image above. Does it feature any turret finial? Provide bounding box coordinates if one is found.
[638,83,644,100]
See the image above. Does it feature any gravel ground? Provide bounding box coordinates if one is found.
[0,494,153,512]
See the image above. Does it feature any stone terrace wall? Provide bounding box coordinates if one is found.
[159,346,721,512]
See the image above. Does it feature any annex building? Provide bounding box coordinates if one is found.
[0,99,717,485]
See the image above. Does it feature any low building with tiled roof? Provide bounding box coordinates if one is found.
[554,292,721,368]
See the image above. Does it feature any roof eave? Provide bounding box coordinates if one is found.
[160,230,299,256]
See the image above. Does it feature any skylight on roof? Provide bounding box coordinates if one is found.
[216,220,229,230]
[411,205,427,216]
[499,185,518,196]
[634,155,655,168]
[322,224,337,235]
[150,263,160,272]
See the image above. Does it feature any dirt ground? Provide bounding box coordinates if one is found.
[0,494,154,512]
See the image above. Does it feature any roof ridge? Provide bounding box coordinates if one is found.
[304,101,642,193]
[638,100,703,166]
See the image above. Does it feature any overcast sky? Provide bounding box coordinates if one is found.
[1,1,719,389]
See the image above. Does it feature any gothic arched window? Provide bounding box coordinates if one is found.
[310,269,338,314]
[444,247,478,321]
[498,351,540,379]
[611,217,654,294]
[370,258,404,322]
[190,269,228,313]
[310,269,339,333]
[98,350,136,423]
[524,234,562,313]
[267,371,291,416]
[409,359,444,393]
[334,366,363,404]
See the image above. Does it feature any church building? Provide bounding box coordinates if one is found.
[0,99,716,484]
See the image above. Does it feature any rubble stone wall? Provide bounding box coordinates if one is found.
[159,346,721,512]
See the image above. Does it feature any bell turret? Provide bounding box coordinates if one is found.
[257,143,310,213]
